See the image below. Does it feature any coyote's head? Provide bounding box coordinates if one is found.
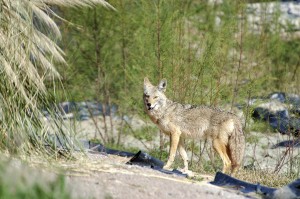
[143,77,167,111]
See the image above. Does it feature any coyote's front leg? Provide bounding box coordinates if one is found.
[163,130,181,170]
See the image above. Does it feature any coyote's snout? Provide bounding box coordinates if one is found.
[143,77,245,175]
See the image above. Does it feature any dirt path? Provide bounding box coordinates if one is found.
[62,153,256,199]
[66,170,251,199]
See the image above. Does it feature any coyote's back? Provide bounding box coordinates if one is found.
[143,77,245,175]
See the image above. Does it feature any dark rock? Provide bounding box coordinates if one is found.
[127,150,187,177]
[289,117,300,137]
[267,178,300,199]
[252,107,300,135]
[78,109,90,121]
[211,171,300,199]
[271,140,300,149]
[127,150,164,168]
[59,102,77,114]
[211,171,276,194]
[287,94,300,106]
[268,92,286,103]
[291,106,300,116]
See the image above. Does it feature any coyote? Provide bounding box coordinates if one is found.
[143,77,245,174]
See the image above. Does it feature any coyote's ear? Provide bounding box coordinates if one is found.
[158,79,167,92]
[144,77,152,93]
[144,77,152,86]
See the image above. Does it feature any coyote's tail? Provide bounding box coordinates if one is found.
[228,120,245,173]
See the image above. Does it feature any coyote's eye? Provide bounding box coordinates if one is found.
[154,96,158,99]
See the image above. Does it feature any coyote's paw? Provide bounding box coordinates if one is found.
[179,168,194,177]
[162,165,173,171]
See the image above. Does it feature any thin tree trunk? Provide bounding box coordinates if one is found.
[118,0,128,146]
[156,0,164,159]
[231,6,244,111]
[92,8,109,143]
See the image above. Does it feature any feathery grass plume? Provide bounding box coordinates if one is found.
[0,0,113,155]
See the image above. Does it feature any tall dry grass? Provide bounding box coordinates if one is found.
[0,0,113,155]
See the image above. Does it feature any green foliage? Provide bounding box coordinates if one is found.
[58,0,299,115]
[248,120,273,134]
[246,134,260,144]
[131,126,158,141]
[189,155,223,174]
[148,148,169,162]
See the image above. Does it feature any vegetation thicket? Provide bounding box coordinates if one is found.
[59,0,300,119]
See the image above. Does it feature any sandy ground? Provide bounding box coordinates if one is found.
[70,152,258,199]
[65,161,254,199]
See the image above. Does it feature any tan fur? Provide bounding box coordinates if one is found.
[143,77,245,175]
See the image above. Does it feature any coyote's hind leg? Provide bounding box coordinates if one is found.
[178,138,194,177]
[178,138,189,171]
[213,139,232,174]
